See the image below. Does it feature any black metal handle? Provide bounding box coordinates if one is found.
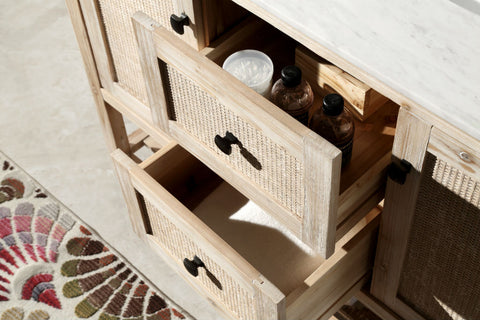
[170,14,189,35]
[214,131,239,155]
[388,159,412,185]
[183,255,205,277]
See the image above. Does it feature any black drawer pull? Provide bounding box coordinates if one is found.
[214,131,262,170]
[183,255,223,290]
[183,255,205,277]
[170,14,189,35]
[214,131,239,155]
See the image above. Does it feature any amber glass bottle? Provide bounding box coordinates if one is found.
[270,66,314,126]
[309,93,355,166]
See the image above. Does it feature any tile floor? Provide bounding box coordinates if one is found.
[0,1,223,318]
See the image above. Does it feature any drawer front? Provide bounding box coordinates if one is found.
[134,15,342,258]
[165,64,305,219]
[128,162,285,320]
[144,199,259,319]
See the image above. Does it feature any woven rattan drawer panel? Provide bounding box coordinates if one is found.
[398,152,480,320]
[164,64,305,219]
[144,198,258,319]
[98,0,176,104]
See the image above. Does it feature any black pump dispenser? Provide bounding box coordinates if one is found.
[322,94,344,116]
[309,92,355,166]
[281,65,302,87]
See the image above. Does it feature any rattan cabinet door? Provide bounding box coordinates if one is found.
[127,163,285,320]
[134,14,342,258]
[79,0,246,109]
[371,107,480,320]
[92,0,204,104]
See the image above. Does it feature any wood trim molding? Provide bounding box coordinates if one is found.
[371,107,432,307]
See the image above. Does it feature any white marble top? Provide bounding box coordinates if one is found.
[248,0,480,140]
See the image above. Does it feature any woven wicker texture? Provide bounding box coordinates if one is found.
[432,158,480,208]
[164,64,305,218]
[144,198,259,320]
[98,0,176,104]
[398,152,480,320]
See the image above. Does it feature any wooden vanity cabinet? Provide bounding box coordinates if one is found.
[67,0,396,254]
[66,0,480,319]
[66,0,396,317]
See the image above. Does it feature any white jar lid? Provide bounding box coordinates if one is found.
[222,50,274,97]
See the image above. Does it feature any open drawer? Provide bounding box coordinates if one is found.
[132,12,397,258]
[112,145,380,320]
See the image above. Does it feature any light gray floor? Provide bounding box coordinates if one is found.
[0,1,223,318]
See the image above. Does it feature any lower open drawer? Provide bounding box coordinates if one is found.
[112,144,380,320]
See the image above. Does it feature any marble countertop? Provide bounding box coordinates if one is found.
[245,0,480,140]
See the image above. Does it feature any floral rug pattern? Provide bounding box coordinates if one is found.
[0,152,191,320]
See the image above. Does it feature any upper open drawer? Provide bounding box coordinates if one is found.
[132,12,397,258]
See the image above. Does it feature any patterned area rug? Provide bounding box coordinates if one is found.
[0,152,192,320]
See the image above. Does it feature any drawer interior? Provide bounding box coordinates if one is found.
[144,145,326,296]
[201,14,398,211]
[201,16,297,95]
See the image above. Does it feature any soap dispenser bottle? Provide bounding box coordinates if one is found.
[270,65,314,126]
[309,93,355,166]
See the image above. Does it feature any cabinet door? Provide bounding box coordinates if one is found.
[371,107,480,320]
